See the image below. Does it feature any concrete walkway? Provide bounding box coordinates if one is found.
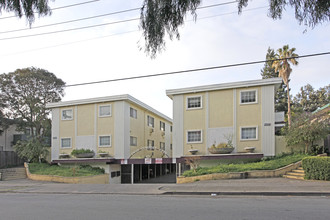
[1,177,330,196]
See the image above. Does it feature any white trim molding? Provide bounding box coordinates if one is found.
[61,108,73,121]
[186,130,203,144]
[240,89,258,105]
[186,95,203,110]
[99,135,112,147]
[60,137,72,148]
[240,126,258,141]
[98,104,112,117]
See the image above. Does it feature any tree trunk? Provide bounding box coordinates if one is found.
[286,83,292,128]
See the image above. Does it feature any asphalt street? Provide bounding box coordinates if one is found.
[0,193,329,220]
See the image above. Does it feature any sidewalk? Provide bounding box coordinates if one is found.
[1,177,329,196]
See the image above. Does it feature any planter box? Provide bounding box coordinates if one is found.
[208,147,234,154]
[59,154,70,159]
[98,153,109,158]
[189,149,199,155]
[75,152,95,158]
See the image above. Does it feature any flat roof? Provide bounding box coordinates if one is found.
[46,94,172,122]
[166,78,283,98]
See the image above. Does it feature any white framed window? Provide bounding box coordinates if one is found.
[240,90,257,104]
[61,109,73,120]
[99,105,111,117]
[186,96,202,109]
[130,107,137,119]
[99,135,111,147]
[61,138,71,148]
[187,130,202,143]
[240,126,258,140]
[160,142,165,150]
[147,139,154,147]
[147,116,154,127]
[130,136,137,146]
[160,121,165,131]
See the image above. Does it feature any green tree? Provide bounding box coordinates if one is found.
[0,67,65,161]
[140,0,330,57]
[272,45,299,128]
[293,84,330,112]
[0,0,52,24]
[285,111,330,154]
[260,47,288,113]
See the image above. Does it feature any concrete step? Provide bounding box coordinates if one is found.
[291,169,305,173]
[286,172,305,177]
[283,174,305,180]
[0,167,27,181]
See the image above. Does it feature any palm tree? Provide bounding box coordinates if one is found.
[272,45,298,128]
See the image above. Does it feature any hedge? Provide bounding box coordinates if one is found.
[302,157,330,181]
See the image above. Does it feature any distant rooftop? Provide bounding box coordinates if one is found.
[46,94,172,122]
[166,78,283,98]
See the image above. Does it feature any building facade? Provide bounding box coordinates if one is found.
[46,94,173,183]
[166,78,283,158]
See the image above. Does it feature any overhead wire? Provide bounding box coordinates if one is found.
[0,5,268,56]
[0,1,239,40]
[0,0,101,20]
[64,52,330,87]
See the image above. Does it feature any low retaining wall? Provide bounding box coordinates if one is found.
[24,163,109,184]
[177,161,302,184]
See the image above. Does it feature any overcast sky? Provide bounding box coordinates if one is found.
[1,0,329,118]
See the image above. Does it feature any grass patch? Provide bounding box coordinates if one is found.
[28,163,105,177]
[183,153,309,177]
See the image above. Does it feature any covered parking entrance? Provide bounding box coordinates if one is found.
[120,158,177,184]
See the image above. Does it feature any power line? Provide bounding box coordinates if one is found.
[0,1,238,40]
[0,8,140,34]
[65,52,330,88]
[0,0,101,20]
[0,1,238,34]
[0,6,267,56]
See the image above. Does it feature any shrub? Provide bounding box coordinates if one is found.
[71,149,94,156]
[302,157,330,181]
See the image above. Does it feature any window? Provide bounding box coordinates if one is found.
[170,144,173,150]
[147,116,154,127]
[240,90,257,104]
[61,138,71,148]
[187,130,202,143]
[130,136,137,146]
[170,126,173,132]
[160,142,165,150]
[241,127,258,140]
[147,140,154,147]
[62,109,73,120]
[130,107,137,119]
[99,135,111,147]
[187,96,202,109]
[160,121,165,131]
[99,105,111,117]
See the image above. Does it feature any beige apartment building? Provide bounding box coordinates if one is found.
[166,78,283,158]
[46,94,173,183]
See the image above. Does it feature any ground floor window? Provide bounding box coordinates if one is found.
[99,135,111,147]
[240,127,258,140]
[61,138,71,148]
[187,130,202,143]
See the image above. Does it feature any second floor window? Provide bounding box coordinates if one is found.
[160,121,165,131]
[147,116,154,127]
[240,90,257,104]
[130,136,137,146]
[187,96,202,109]
[62,109,73,120]
[99,105,111,117]
[130,107,137,119]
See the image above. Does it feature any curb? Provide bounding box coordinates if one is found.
[163,191,330,197]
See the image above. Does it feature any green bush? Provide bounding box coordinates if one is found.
[29,163,104,177]
[302,157,330,181]
[71,149,94,156]
[183,153,308,177]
